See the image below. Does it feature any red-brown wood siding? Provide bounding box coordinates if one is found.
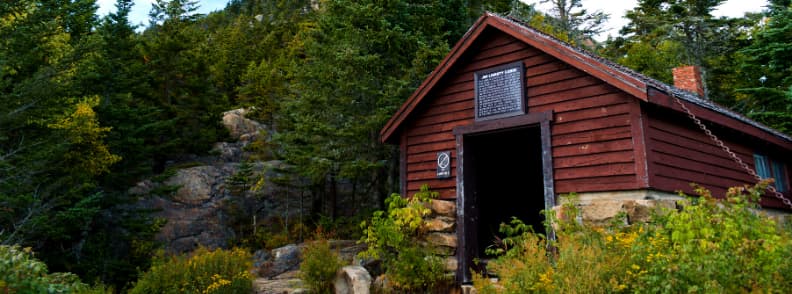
[402,30,641,199]
[645,107,756,198]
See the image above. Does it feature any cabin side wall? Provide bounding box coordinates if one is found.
[402,29,644,199]
[644,104,790,205]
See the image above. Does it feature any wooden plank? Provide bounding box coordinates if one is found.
[650,118,753,158]
[426,91,473,107]
[552,126,632,146]
[400,132,407,195]
[554,103,631,124]
[553,138,634,157]
[552,113,631,135]
[407,179,456,190]
[652,152,751,182]
[438,189,456,199]
[405,132,455,146]
[417,100,473,117]
[478,31,518,50]
[454,131,468,283]
[555,175,638,193]
[529,75,602,97]
[649,140,749,173]
[540,120,556,242]
[408,170,455,181]
[436,80,473,96]
[648,127,753,165]
[630,101,650,188]
[407,150,447,164]
[555,162,635,180]
[408,119,472,137]
[527,68,586,87]
[531,92,629,113]
[471,41,529,62]
[411,110,472,127]
[651,176,728,197]
[521,54,557,71]
[648,114,753,157]
[525,61,569,78]
[407,161,457,172]
[457,48,541,73]
[653,164,747,190]
[407,141,457,154]
[554,150,634,168]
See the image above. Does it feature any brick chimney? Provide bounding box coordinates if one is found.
[672,65,705,97]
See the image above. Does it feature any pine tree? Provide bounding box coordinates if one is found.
[736,0,792,134]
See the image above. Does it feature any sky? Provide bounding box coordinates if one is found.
[96,0,768,37]
[96,0,230,29]
[526,0,769,41]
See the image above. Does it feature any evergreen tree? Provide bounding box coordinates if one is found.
[603,0,756,103]
[735,0,792,134]
[276,0,456,218]
[141,0,230,172]
[539,0,609,46]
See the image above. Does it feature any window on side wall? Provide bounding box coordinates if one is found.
[754,154,789,193]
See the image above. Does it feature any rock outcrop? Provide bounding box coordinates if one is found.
[131,108,309,253]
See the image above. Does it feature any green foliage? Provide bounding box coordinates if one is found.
[359,185,447,291]
[602,0,760,105]
[537,0,609,46]
[275,0,456,218]
[735,3,792,134]
[0,245,106,293]
[227,161,255,196]
[316,213,371,240]
[48,96,122,177]
[474,182,792,293]
[300,239,344,294]
[129,247,253,294]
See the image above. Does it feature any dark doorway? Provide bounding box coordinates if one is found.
[463,126,546,260]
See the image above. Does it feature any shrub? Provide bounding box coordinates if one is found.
[0,245,106,293]
[474,181,792,293]
[300,239,344,294]
[359,184,447,292]
[129,247,253,294]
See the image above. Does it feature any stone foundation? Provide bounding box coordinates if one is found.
[422,199,458,274]
[553,190,683,226]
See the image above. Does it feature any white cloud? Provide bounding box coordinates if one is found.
[524,0,768,41]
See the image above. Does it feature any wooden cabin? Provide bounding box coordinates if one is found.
[380,13,792,284]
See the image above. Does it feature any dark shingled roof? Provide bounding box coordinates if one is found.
[498,13,792,143]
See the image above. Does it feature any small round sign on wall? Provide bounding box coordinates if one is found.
[437,151,451,178]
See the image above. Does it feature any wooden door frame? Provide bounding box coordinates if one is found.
[451,111,555,284]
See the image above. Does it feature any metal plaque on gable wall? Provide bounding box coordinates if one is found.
[474,61,526,121]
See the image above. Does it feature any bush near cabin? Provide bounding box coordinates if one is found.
[474,181,792,293]
[359,184,448,292]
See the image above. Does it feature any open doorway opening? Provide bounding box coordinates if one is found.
[463,126,546,260]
